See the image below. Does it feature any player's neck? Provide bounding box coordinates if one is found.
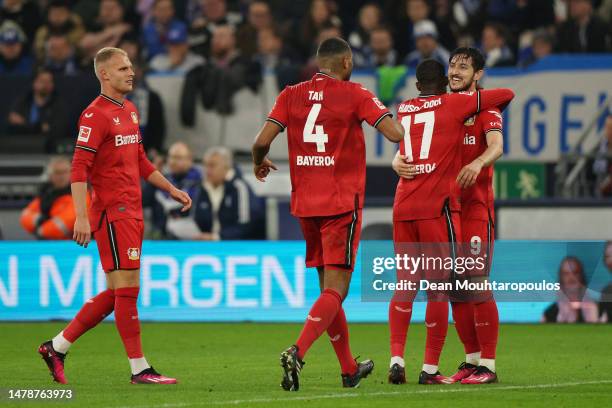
[100,87,126,105]
[318,69,343,80]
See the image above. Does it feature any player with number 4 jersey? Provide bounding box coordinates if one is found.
[387,60,514,385]
[252,37,403,391]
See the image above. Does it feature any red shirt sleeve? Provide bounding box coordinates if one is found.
[266,87,289,131]
[449,89,515,122]
[138,142,156,179]
[70,108,108,183]
[480,108,504,134]
[354,84,392,127]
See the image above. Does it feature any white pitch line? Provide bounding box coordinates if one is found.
[110,379,612,408]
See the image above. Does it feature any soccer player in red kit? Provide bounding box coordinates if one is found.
[394,49,505,384]
[387,60,513,385]
[252,37,404,391]
[38,47,191,385]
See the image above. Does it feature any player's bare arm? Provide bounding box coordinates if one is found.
[391,151,418,180]
[147,170,192,211]
[71,182,91,248]
[376,116,404,143]
[252,121,280,182]
[457,130,503,188]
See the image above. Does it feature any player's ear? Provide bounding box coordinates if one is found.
[473,69,484,82]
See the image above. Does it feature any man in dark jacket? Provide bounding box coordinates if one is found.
[6,68,67,152]
[187,146,265,240]
[557,0,611,53]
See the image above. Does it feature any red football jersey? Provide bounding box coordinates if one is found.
[71,94,156,231]
[393,89,514,221]
[461,108,503,221]
[267,72,391,217]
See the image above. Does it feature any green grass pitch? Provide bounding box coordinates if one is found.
[1,322,610,407]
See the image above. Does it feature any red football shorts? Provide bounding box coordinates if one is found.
[298,208,362,272]
[94,214,144,272]
[393,208,461,301]
[461,214,495,278]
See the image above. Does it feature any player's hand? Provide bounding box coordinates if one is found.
[254,157,277,182]
[73,217,91,248]
[170,188,192,212]
[392,155,418,179]
[456,158,484,188]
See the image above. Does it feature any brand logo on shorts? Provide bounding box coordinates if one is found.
[127,248,140,260]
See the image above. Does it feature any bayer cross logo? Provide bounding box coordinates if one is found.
[127,248,140,260]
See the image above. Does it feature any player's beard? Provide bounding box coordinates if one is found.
[449,75,475,93]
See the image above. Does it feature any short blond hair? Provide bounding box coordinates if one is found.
[93,47,128,79]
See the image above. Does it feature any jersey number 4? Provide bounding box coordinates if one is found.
[303,104,328,152]
[400,111,435,162]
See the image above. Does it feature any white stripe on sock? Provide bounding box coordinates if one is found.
[129,357,150,375]
[480,358,495,372]
[422,364,438,375]
[52,332,72,354]
[466,352,480,366]
[390,356,405,368]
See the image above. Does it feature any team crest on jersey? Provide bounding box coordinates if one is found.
[131,112,138,124]
[77,126,91,142]
[464,116,476,126]
[127,248,140,260]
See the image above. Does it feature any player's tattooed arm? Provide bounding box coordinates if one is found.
[456,130,503,188]
[252,121,280,182]
[391,151,418,180]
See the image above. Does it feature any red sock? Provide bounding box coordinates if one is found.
[326,307,358,375]
[424,301,449,365]
[295,288,342,359]
[63,289,115,343]
[474,299,499,359]
[388,300,413,358]
[114,287,143,359]
[451,302,480,355]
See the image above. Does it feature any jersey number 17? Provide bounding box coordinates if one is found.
[400,111,435,162]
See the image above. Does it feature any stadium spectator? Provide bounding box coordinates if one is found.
[481,22,515,67]
[0,0,41,48]
[542,256,600,323]
[142,0,188,60]
[149,25,204,73]
[0,20,32,75]
[599,0,612,23]
[6,68,68,153]
[556,0,612,53]
[515,0,556,32]
[79,0,133,63]
[431,0,459,50]
[596,115,612,196]
[181,24,261,120]
[43,34,81,75]
[404,20,450,70]
[236,0,275,59]
[126,62,166,153]
[599,241,612,323]
[144,141,201,239]
[294,0,342,59]
[182,146,264,241]
[518,29,554,68]
[347,3,382,53]
[188,0,243,57]
[255,27,301,90]
[354,26,398,69]
[33,0,85,63]
[20,156,88,240]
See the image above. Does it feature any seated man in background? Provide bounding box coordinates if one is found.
[170,147,265,240]
[143,141,201,238]
[6,68,68,153]
[21,156,89,239]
